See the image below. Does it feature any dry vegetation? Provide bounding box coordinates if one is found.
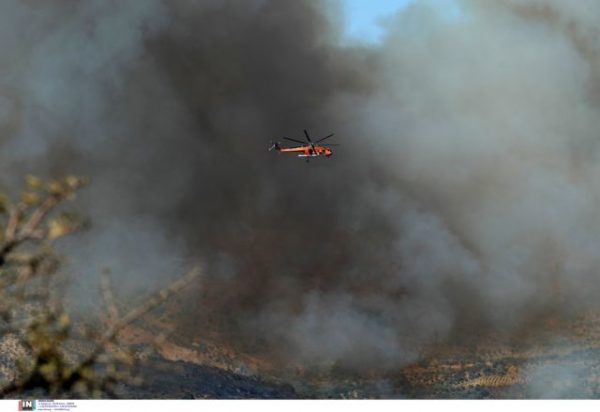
[0,176,199,398]
[384,314,600,399]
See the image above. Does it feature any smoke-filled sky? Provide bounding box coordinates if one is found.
[2,0,600,370]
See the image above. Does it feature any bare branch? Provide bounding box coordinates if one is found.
[99,267,200,347]
[100,272,120,325]
[18,195,59,241]
[5,203,25,240]
[0,203,26,263]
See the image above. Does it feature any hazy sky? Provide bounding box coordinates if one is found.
[339,0,463,43]
[340,0,414,42]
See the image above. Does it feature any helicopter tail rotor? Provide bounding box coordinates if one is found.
[268,141,281,152]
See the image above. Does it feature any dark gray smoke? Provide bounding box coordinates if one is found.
[2,0,600,370]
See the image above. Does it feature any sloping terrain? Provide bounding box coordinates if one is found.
[0,329,296,399]
[393,312,600,398]
[114,309,600,399]
[5,309,600,398]
[116,356,296,399]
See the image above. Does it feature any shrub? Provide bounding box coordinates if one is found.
[0,176,198,398]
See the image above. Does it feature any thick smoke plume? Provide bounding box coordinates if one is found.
[2,0,600,370]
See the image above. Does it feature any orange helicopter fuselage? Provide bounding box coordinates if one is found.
[277,145,333,157]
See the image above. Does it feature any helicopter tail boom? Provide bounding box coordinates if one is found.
[268,141,281,152]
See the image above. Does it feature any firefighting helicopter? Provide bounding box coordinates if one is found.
[268,129,339,162]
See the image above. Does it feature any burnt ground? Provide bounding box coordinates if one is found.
[4,312,600,398]
[120,311,600,399]
[257,311,600,399]
[115,356,297,399]
[0,337,297,399]
[375,312,600,399]
[393,346,600,399]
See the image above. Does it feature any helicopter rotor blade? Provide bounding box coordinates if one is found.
[315,133,334,143]
[324,143,340,146]
[283,137,308,145]
[304,129,312,143]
